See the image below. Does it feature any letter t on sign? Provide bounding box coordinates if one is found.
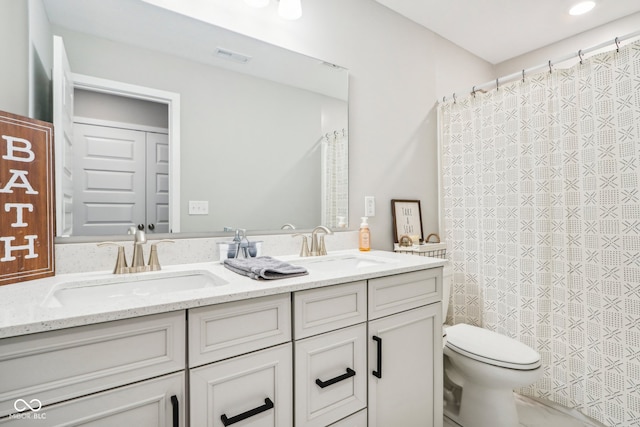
[0,111,55,286]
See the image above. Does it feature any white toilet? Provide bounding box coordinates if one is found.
[442,265,542,427]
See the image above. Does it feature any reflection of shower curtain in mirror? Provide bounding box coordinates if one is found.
[321,131,348,228]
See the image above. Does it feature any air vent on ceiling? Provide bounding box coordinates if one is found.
[215,48,252,64]
[321,61,345,70]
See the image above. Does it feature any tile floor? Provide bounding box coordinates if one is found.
[443,393,607,427]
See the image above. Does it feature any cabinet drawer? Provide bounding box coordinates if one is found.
[329,409,367,427]
[190,343,292,427]
[0,311,185,418]
[293,281,366,339]
[368,268,442,319]
[1,372,185,426]
[189,294,291,367]
[294,324,367,427]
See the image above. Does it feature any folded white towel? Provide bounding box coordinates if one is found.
[223,256,308,280]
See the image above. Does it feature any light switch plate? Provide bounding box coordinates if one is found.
[365,196,375,217]
[188,200,209,215]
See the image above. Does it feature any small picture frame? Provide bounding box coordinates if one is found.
[391,199,423,244]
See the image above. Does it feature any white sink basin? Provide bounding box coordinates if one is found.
[44,270,228,308]
[290,254,395,272]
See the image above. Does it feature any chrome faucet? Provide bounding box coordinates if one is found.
[310,225,333,256]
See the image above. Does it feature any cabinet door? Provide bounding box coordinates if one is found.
[295,324,367,427]
[368,304,443,427]
[0,372,184,426]
[190,343,292,427]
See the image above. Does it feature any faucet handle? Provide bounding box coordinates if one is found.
[318,235,328,256]
[147,240,175,271]
[97,242,129,274]
[293,233,310,257]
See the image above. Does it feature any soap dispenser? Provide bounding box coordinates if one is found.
[359,217,371,251]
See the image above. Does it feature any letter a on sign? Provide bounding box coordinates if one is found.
[0,111,55,285]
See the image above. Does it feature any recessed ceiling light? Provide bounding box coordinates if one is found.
[244,0,269,8]
[569,1,596,16]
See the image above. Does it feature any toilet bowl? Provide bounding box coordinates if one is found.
[442,265,542,427]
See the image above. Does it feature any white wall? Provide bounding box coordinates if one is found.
[74,89,169,129]
[495,12,640,84]
[0,1,28,116]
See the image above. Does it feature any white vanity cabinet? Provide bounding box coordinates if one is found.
[0,260,443,427]
[0,311,186,425]
[367,268,443,427]
[187,294,293,427]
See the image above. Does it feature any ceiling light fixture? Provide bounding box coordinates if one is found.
[244,0,302,20]
[278,0,302,20]
[569,1,596,16]
[244,0,270,8]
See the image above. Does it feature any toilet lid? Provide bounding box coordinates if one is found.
[445,324,541,370]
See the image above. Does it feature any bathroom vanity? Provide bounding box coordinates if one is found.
[0,250,444,426]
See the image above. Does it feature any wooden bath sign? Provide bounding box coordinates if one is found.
[0,111,55,286]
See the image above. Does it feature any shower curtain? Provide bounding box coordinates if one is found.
[439,41,640,427]
[321,130,348,228]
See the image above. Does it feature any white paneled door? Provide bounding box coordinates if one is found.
[52,36,75,237]
[73,122,168,235]
[146,132,170,233]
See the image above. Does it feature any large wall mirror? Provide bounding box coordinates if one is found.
[36,0,348,240]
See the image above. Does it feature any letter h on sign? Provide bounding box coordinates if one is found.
[0,111,55,285]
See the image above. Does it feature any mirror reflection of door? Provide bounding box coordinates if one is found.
[72,122,169,236]
[53,36,75,237]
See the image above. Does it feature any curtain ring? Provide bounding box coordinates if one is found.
[578,49,584,65]
[522,69,525,82]
[496,78,499,91]
[472,86,476,98]
[453,92,457,103]
[548,60,553,74]
[615,36,620,52]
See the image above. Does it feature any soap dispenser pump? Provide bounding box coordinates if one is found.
[359,217,371,251]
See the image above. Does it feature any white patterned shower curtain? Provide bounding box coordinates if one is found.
[321,130,348,228]
[439,41,640,427]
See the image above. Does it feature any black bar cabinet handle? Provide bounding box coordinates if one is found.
[170,395,179,427]
[315,368,356,388]
[220,398,274,426]
[372,335,382,379]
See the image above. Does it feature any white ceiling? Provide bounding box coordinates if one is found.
[374,0,640,64]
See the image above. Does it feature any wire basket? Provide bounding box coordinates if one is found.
[393,242,447,259]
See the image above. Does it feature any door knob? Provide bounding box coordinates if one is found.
[148,223,155,231]
[137,224,144,230]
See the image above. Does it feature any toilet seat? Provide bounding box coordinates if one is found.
[445,324,541,370]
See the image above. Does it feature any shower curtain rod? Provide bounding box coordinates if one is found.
[441,29,640,103]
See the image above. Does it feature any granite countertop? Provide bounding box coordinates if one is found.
[0,249,445,339]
